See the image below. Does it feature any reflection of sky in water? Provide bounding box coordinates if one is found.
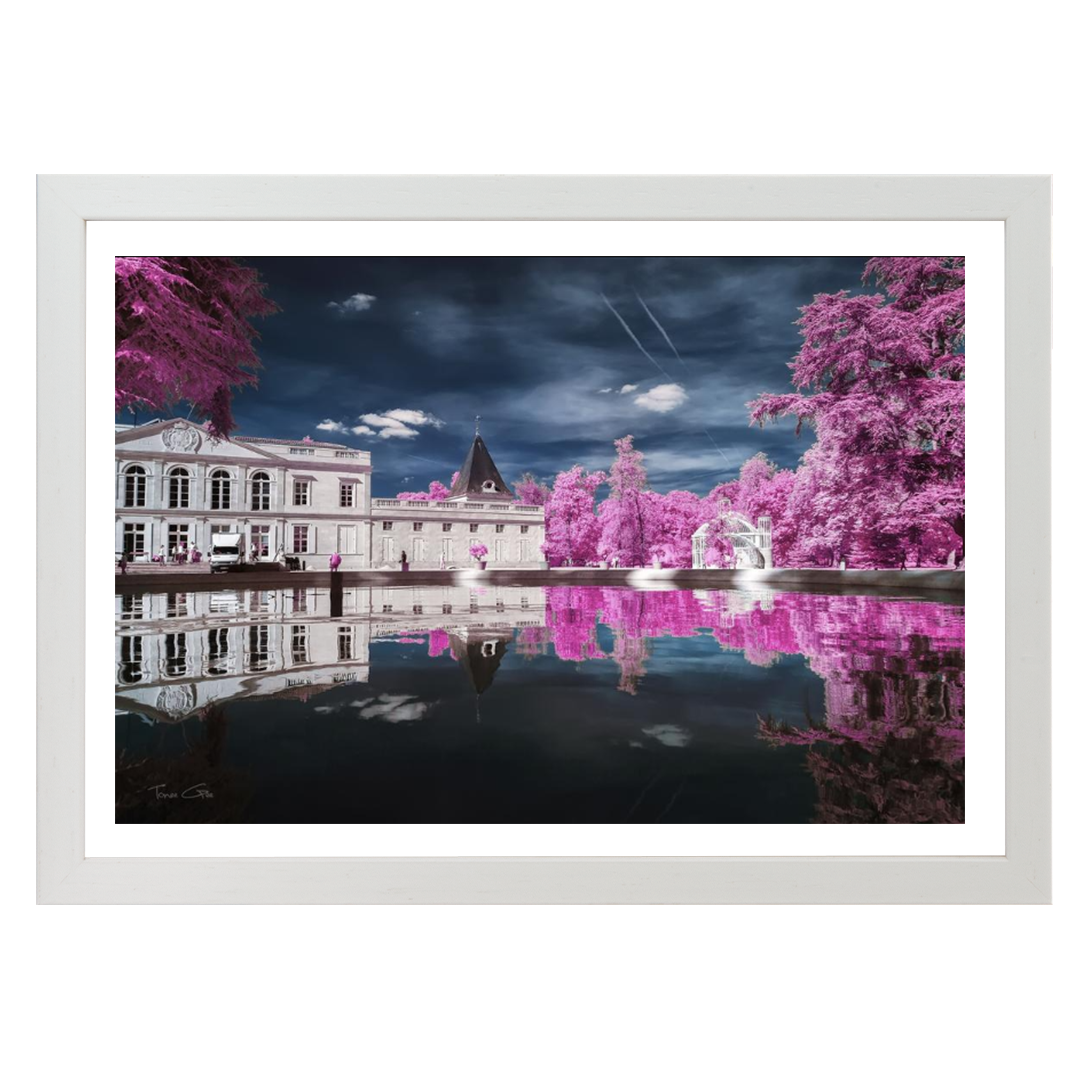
[115,585,963,825]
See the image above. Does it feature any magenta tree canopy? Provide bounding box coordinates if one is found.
[115,256,277,439]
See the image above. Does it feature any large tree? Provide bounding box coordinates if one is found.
[597,435,653,567]
[115,257,277,438]
[541,465,606,566]
[749,257,965,566]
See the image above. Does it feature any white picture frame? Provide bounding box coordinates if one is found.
[37,174,1051,904]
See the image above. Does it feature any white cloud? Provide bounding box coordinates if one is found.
[642,724,692,748]
[383,408,444,428]
[634,383,689,413]
[357,409,444,440]
[327,292,376,316]
[619,383,639,394]
[358,694,430,723]
[597,387,613,394]
[316,419,347,433]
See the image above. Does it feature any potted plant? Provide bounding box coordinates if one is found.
[469,541,489,570]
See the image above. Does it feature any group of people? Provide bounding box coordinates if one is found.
[116,545,361,575]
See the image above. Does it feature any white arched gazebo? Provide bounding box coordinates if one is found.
[692,510,773,569]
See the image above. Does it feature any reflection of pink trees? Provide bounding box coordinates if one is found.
[541,587,964,818]
[419,585,963,821]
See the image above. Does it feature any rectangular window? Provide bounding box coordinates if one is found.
[340,482,355,508]
[338,525,357,555]
[122,522,146,557]
[248,625,271,672]
[118,634,143,684]
[206,627,230,676]
[123,469,146,508]
[248,590,272,614]
[167,524,189,556]
[291,624,309,665]
[442,522,452,532]
[293,480,310,506]
[120,594,144,620]
[412,522,423,532]
[382,604,393,614]
[250,524,271,557]
[469,523,479,533]
[382,521,393,531]
[289,447,315,456]
[168,473,190,509]
[442,603,453,615]
[520,525,530,534]
[412,604,423,615]
[293,525,310,554]
[337,626,354,661]
[164,633,188,678]
[495,524,505,533]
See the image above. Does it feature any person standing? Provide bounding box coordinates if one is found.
[399,549,408,572]
[329,552,342,572]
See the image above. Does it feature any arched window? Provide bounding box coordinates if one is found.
[250,471,272,511]
[167,466,190,509]
[122,464,147,508]
[210,468,232,510]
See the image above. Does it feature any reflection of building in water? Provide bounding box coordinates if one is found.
[369,584,544,638]
[115,419,545,570]
[115,584,544,720]
[449,628,512,696]
[115,586,371,722]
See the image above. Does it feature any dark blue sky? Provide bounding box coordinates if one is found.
[228,256,871,498]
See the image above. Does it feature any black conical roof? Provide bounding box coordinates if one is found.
[449,633,508,695]
[447,434,513,500]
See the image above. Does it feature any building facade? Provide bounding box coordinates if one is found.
[115,582,545,720]
[115,418,374,569]
[115,419,545,570]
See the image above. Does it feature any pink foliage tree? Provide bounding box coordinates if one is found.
[541,465,606,566]
[513,472,552,506]
[396,479,452,502]
[597,436,653,567]
[115,257,277,438]
[748,256,965,567]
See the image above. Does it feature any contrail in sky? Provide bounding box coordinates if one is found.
[634,290,689,372]
[599,293,670,378]
[701,428,731,465]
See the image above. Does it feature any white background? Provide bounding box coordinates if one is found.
[5,4,1075,1079]
[85,218,1005,859]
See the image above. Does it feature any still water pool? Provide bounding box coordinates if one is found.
[115,582,964,824]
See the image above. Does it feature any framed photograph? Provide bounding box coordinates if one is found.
[37,175,1050,903]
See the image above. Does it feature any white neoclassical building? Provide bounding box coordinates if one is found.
[115,418,373,569]
[370,431,545,569]
[115,418,545,570]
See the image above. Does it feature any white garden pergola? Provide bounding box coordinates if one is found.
[692,511,773,570]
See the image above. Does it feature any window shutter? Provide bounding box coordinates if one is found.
[309,525,316,554]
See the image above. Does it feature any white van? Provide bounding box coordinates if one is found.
[209,532,244,573]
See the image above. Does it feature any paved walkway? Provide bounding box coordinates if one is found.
[116,565,964,598]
